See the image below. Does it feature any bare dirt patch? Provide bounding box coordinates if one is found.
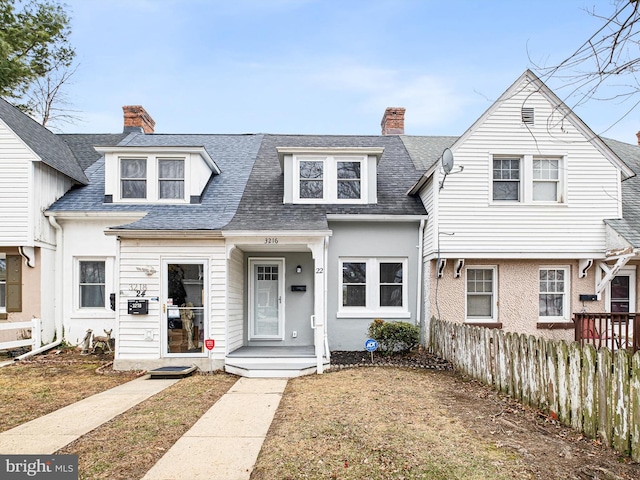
[252,354,640,480]
[0,348,141,433]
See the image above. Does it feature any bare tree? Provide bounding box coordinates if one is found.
[23,62,81,129]
[535,0,640,132]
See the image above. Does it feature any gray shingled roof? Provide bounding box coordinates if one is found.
[48,133,264,231]
[60,133,130,171]
[225,134,427,231]
[602,137,640,247]
[0,97,88,184]
[400,135,458,170]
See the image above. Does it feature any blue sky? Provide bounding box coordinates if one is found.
[57,0,638,143]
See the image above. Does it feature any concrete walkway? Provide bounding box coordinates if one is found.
[141,377,287,480]
[0,375,178,454]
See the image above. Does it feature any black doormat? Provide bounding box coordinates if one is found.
[148,365,197,379]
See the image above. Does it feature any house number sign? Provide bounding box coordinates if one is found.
[264,237,278,244]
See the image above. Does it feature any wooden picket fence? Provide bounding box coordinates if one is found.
[429,319,640,461]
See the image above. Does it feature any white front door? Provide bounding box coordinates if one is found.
[249,258,285,340]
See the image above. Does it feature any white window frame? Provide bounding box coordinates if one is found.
[294,155,367,204]
[74,257,114,316]
[492,157,521,202]
[490,154,565,204]
[538,266,570,322]
[157,158,186,200]
[117,155,189,203]
[337,257,409,318]
[465,266,498,322]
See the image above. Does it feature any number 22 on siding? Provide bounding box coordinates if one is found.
[315,267,324,274]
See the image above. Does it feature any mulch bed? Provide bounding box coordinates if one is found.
[329,348,453,370]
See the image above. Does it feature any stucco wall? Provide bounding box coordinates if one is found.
[429,258,607,342]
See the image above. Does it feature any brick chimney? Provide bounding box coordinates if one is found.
[122,105,155,134]
[381,107,405,135]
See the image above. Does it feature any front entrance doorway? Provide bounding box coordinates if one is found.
[164,261,206,355]
[249,258,285,340]
[609,267,636,313]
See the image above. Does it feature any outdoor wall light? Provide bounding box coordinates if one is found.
[296,265,302,274]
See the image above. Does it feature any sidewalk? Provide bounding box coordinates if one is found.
[0,375,178,454]
[141,377,287,480]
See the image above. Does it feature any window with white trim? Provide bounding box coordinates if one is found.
[79,260,106,308]
[158,159,185,200]
[533,158,559,201]
[466,267,497,321]
[339,258,407,316]
[296,155,365,203]
[121,158,147,199]
[493,158,520,201]
[539,267,568,319]
[491,155,564,203]
[118,156,188,202]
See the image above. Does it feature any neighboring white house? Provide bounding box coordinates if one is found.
[406,70,640,345]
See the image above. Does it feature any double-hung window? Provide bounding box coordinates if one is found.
[539,267,568,319]
[533,158,559,201]
[492,155,564,203]
[299,159,324,199]
[340,258,407,316]
[79,260,106,308]
[121,159,147,199]
[493,158,520,201]
[466,267,497,321]
[158,159,185,200]
[296,155,365,203]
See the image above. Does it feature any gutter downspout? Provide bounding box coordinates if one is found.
[416,219,426,347]
[323,235,330,364]
[15,215,63,360]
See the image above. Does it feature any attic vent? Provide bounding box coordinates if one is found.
[521,107,534,125]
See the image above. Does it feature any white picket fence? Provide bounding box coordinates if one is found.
[0,318,41,352]
[429,319,640,461]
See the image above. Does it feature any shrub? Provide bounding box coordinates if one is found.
[367,318,420,356]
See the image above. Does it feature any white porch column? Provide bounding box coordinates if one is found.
[309,238,328,373]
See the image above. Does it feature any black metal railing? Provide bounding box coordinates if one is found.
[573,312,639,353]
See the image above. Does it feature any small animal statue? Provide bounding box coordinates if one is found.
[92,329,113,353]
[80,329,93,355]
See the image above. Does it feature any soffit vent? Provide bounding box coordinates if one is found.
[521,107,534,125]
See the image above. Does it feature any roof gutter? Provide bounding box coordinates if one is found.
[15,215,64,360]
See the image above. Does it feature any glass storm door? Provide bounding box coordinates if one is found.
[610,269,635,313]
[165,261,205,355]
[249,258,284,340]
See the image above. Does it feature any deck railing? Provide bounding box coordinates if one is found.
[573,312,640,353]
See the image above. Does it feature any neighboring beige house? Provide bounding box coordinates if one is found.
[405,70,640,345]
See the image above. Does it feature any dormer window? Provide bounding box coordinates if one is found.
[295,155,365,202]
[158,159,185,199]
[100,146,220,204]
[121,159,147,199]
[278,147,383,204]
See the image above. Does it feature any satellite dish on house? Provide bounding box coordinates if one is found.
[441,148,454,174]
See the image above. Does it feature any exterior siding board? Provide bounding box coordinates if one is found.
[227,248,244,352]
[437,86,620,256]
[0,122,31,244]
[117,239,227,359]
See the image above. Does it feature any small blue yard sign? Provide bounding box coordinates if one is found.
[365,338,378,352]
